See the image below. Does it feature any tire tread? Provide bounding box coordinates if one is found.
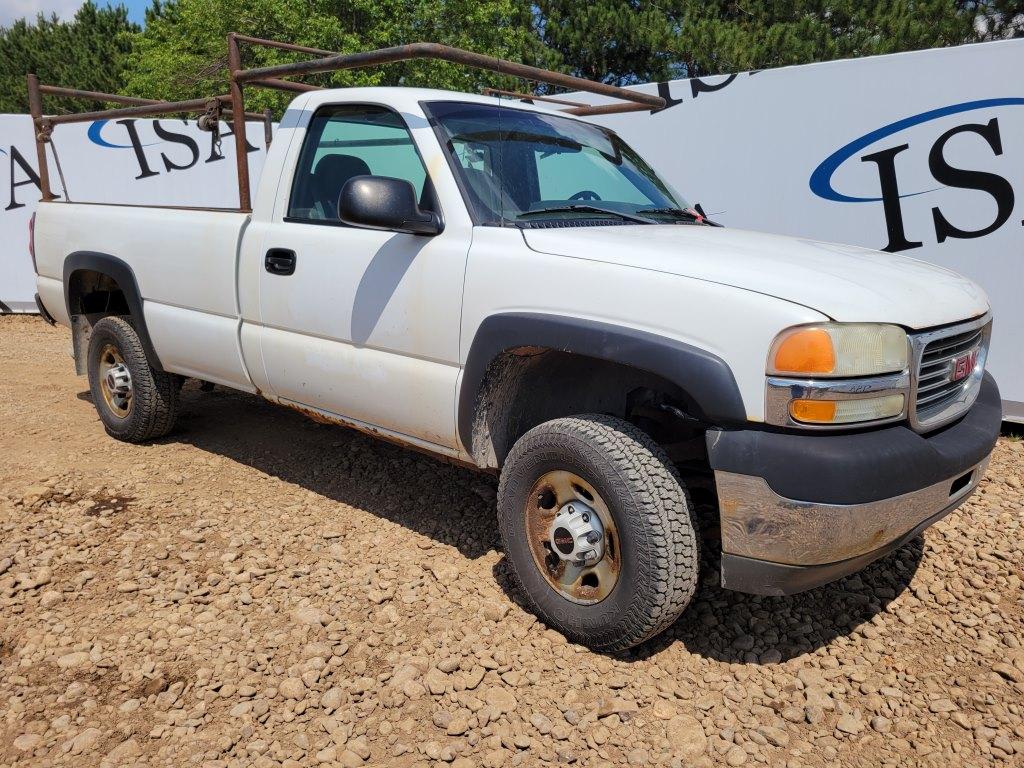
[498,414,699,652]
[87,316,179,443]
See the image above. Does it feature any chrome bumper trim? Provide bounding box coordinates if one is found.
[716,457,989,567]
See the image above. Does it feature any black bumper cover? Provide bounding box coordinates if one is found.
[707,372,1001,506]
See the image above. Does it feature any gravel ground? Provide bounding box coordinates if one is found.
[1,314,1022,768]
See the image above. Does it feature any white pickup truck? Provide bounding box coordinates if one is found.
[32,87,1002,651]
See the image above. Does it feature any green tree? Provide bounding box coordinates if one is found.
[673,1,982,77]
[534,0,678,84]
[973,0,1024,38]
[126,0,552,113]
[535,1,1013,85]
[0,2,139,113]
[4,0,1018,118]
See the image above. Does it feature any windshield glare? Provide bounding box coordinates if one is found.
[424,101,687,225]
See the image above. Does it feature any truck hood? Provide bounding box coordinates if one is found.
[521,225,988,330]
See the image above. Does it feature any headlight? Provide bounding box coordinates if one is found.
[768,323,909,378]
[766,323,912,429]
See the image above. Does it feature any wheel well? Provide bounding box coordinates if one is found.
[468,348,709,470]
[62,253,164,375]
[67,269,131,317]
[66,269,133,375]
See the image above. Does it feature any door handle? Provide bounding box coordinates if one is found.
[265,248,297,276]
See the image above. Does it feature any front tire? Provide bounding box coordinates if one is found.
[86,316,179,442]
[497,414,699,652]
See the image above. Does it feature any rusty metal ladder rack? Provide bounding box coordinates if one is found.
[27,34,666,212]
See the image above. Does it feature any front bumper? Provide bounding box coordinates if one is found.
[708,372,1001,596]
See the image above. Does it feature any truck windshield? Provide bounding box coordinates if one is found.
[424,101,688,226]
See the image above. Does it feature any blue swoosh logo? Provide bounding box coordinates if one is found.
[88,119,159,148]
[809,97,1024,203]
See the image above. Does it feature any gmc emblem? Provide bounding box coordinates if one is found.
[952,349,979,382]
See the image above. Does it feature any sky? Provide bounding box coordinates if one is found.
[0,0,150,27]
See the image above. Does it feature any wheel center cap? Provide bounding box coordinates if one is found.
[106,363,132,395]
[548,500,604,566]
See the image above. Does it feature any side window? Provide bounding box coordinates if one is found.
[288,105,430,222]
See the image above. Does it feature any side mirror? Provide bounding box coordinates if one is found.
[338,175,442,236]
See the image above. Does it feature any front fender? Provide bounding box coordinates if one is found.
[457,312,746,456]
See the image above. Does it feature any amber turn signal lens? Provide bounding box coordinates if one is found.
[790,394,905,425]
[772,328,835,375]
[789,399,837,423]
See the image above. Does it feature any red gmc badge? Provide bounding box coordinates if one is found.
[951,349,979,382]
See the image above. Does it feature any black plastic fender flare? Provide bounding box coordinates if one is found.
[457,312,746,456]
[63,251,164,371]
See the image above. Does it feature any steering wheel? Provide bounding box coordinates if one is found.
[569,190,602,201]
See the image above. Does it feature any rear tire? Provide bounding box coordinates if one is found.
[497,414,699,652]
[86,316,179,442]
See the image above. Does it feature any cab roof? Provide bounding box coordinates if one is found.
[292,86,589,120]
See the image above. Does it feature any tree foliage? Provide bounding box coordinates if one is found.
[673,1,983,78]
[534,1,679,84]
[125,0,551,113]
[972,0,1024,38]
[1,1,1020,114]
[536,1,1022,84]
[0,2,139,113]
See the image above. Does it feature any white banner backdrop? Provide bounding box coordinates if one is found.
[0,116,267,312]
[1,39,1021,417]
[586,39,1023,420]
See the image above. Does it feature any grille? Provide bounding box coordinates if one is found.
[911,317,990,431]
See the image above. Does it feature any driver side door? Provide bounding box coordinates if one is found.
[256,103,469,451]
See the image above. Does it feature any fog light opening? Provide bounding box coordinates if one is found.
[949,471,972,497]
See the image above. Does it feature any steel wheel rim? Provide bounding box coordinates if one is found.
[524,470,621,605]
[98,344,133,418]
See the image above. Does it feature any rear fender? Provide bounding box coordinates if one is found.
[63,251,163,373]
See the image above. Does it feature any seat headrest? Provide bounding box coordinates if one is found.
[314,153,371,181]
[311,154,373,218]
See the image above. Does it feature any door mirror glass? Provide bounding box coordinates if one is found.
[339,176,442,236]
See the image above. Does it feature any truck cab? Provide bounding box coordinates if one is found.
[33,85,1002,652]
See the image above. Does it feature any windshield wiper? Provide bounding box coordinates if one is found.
[638,207,721,226]
[516,205,657,225]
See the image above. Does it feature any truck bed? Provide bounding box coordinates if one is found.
[35,201,255,390]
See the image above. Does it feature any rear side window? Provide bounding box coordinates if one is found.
[288,105,430,222]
